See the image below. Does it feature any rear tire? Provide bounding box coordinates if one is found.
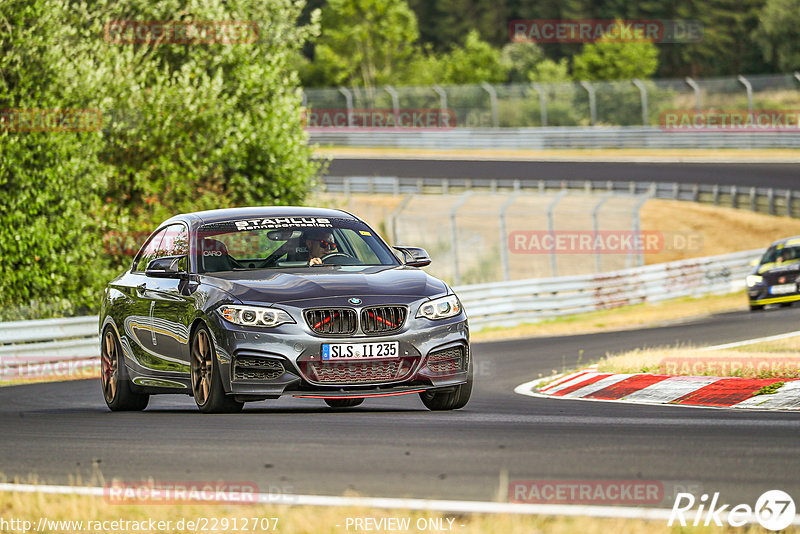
[101,327,149,412]
[419,362,473,411]
[190,325,243,414]
[324,398,365,408]
[749,303,765,311]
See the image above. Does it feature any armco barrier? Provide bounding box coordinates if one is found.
[0,249,762,366]
[309,127,800,149]
[453,248,761,330]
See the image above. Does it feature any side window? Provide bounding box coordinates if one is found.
[158,224,189,257]
[132,228,168,272]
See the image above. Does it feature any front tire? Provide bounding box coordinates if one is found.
[419,362,473,411]
[100,327,149,411]
[190,325,243,414]
[749,303,765,311]
[325,398,364,409]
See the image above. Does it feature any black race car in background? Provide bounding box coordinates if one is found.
[100,207,471,413]
[746,236,800,311]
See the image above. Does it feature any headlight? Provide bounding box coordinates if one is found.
[218,305,295,327]
[746,275,763,287]
[416,294,462,320]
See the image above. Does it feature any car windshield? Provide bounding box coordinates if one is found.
[761,244,800,265]
[196,216,400,272]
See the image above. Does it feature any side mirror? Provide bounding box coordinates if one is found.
[393,246,431,267]
[146,255,188,278]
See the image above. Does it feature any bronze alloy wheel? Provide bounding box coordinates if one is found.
[191,328,213,406]
[190,325,243,413]
[99,327,148,411]
[100,330,118,403]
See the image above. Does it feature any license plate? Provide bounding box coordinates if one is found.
[322,341,399,360]
[769,283,797,295]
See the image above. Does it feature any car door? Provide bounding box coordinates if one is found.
[118,226,169,370]
[145,223,195,373]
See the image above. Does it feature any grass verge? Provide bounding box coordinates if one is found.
[597,332,800,379]
[0,486,785,534]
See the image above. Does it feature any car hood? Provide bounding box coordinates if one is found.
[756,260,800,275]
[200,266,449,304]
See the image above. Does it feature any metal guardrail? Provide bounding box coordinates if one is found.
[0,249,761,363]
[322,176,800,218]
[309,127,800,149]
[454,248,761,330]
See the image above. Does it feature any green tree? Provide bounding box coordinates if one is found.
[572,39,659,81]
[441,30,507,84]
[754,0,800,72]
[0,0,321,316]
[307,0,420,87]
[501,42,545,83]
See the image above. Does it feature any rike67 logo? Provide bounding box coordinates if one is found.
[669,490,796,530]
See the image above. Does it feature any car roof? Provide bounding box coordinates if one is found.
[769,235,800,248]
[160,206,358,229]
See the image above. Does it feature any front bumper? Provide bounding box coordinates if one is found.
[209,311,470,398]
[748,285,800,306]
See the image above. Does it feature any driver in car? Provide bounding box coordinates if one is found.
[305,229,337,266]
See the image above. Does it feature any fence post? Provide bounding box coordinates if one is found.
[432,84,448,117]
[787,190,793,217]
[731,185,738,209]
[442,178,449,195]
[344,177,351,197]
[794,72,800,85]
[481,82,499,128]
[673,182,680,199]
[389,194,413,245]
[750,187,757,212]
[499,193,519,281]
[580,81,597,126]
[547,191,567,277]
[592,194,610,273]
[531,82,548,126]
[630,195,650,268]
[713,184,720,205]
[768,188,775,215]
[632,78,649,126]
[692,184,699,202]
[737,75,754,120]
[685,77,701,112]
[337,87,354,127]
[385,85,400,127]
[514,179,521,192]
[416,178,424,193]
[450,193,472,285]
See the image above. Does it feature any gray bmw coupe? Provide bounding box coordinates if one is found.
[100,207,471,413]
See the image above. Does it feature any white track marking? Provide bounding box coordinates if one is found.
[2,482,797,525]
[701,330,800,351]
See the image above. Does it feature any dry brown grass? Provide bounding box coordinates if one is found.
[640,199,800,264]
[598,334,800,379]
[0,488,784,534]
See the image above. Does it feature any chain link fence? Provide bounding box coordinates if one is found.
[304,73,800,128]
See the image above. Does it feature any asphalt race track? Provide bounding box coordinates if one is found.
[2,306,800,508]
[326,158,800,189]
